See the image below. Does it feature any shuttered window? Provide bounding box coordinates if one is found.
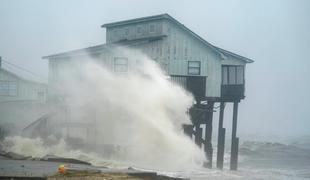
[229,66,236,85]
[188,61,201,75]
[137,26,142,34]
[236,66,244,84]
[0,81,18,96]
[149,24,155,33]
[222,66,228,85]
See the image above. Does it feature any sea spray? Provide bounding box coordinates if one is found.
[4,48,206,170]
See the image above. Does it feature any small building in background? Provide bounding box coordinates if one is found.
[0,58,48,133]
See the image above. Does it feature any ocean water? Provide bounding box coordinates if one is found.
[175,138,310,180]
[1,136,310,180]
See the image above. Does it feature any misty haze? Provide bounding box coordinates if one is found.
[0,1,309,180]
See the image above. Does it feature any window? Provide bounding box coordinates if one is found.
[188,61,201,75]
[229,66,236,85]
[222,65,244,85]
[137,26,142,34]
[113,30,118,36]
[114,57,128,72]
[0,81,17,96]
[149,24,155,33]
[236,66,244,84]
[125,28,129,35]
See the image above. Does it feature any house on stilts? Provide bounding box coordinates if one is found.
[43,14,253,170]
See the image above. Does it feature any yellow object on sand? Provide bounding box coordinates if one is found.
[58,164,66,174]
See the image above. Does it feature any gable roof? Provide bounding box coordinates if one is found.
[45,14,253,63]
[102,14,225,58]
[43,35,166,59]
[0,67,46,85]
[42,44,108,59]
[101,14,171,28]
[213,46,254,63]
[101,13,253,63]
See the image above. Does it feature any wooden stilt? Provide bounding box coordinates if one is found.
[204,101,214,168]
[195,126,203,148]
[230,101,239,170]
[217,102,225,169]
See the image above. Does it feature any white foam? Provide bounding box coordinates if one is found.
[4,48,206,171]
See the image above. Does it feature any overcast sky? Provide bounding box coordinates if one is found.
[0,0,309,137]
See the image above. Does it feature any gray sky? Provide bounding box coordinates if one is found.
[0,0,309,137]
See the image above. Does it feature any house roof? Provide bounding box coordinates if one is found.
[213,46,254,63]
[43,35,166,59]
[0,67,46,85]
[101,14,253,63]
[101,14,171,28]
[102,14,226,58]
[42,44,108,59]
[45,14,253,63]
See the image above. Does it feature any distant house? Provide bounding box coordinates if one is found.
[0,59,48,131]
[43,14,253,169]
[0,68,47,103]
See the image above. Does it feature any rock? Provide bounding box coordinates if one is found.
[41,156,91,165]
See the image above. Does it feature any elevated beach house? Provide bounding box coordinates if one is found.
[43,14,253,170]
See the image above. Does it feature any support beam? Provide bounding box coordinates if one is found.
[204,101,214,168]
[195,126,203,148]
[230,101,239,170]
[230,137,239,170]
[217,102,226,169]
[217,128,226,169]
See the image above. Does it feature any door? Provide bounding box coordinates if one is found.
[186,76,206,100]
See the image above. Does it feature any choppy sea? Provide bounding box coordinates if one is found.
[1,135,310,180]
[175,136,310,180]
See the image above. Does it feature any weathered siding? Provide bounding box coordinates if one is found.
[162,20,222,97]
[170,76,187,89]
[206,52,222,97]
[0,69,47,102]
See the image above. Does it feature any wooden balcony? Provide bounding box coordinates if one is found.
[221,84,245,100]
